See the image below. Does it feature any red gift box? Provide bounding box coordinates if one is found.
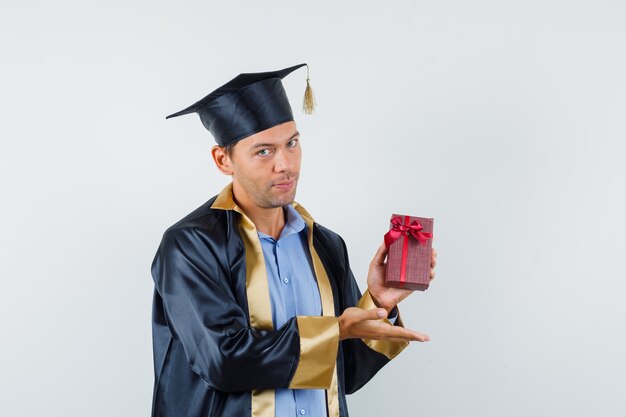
[384,214,434,291]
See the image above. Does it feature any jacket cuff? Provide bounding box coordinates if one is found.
[357,290,409,360]
[289,316,339,389]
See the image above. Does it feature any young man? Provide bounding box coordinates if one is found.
[151,63,437,417]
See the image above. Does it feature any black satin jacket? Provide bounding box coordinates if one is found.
[150,194,398,417]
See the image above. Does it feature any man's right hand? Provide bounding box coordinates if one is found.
[337,307,430,342]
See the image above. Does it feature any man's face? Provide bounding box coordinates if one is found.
[228,121,302,209]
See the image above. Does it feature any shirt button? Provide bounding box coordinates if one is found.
[283,278,289,284]
[300,410,306,415]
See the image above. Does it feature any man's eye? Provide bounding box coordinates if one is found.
[257,149,271,156]
[287,139,298,148]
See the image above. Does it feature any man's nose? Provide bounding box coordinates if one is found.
[274,150,294,172]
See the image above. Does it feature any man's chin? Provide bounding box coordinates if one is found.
[274,194,297,208]
[266,188,297,208]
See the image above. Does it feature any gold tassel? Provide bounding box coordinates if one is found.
[302,64,316,114]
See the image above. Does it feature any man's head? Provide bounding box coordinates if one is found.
[166,64,312,211]
[211,121,301,209]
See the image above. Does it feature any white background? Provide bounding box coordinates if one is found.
[1,1,625,416]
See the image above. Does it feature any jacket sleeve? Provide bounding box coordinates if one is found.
[336,237,409,394]
[151,227,339,393]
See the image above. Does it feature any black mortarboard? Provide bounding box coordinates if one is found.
[166,63,315,147]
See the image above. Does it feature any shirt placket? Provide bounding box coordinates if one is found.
[276,237,312,417]
[275,239,296,320]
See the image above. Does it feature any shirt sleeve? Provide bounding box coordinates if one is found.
[387,306,399,325]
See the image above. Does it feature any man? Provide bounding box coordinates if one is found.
[151,63,437,417]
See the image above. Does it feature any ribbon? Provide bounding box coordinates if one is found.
[384,215,433,285]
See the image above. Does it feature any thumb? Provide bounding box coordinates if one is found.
[364,307,387,320]
[342,307,388,322]
[371,241,388,266]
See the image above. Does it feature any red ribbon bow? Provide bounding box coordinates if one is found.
[384,216,432,248]
[384,215,433,286]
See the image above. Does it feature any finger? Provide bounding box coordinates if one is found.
[431,249,437,268]
[395,327,430,342]
[369,323,430,342]
[386,333,431,343]
[430,269,435,281]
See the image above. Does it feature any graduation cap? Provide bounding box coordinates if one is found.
[166,63,315,147]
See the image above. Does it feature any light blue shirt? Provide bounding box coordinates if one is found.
[257,204,326,417]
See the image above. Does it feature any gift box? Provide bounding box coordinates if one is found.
[384,214,434,291]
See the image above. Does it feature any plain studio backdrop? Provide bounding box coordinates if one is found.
[1,1,625,416]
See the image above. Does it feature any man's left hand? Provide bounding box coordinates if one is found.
[367,242,438,313]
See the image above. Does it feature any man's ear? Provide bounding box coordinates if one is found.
[211,145,234,176]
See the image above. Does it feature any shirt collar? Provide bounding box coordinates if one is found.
[257,204,306,241]
[211,183,309,241]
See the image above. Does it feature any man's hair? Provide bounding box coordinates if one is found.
[223,142,236,158]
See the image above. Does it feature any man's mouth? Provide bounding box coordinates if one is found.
[274,180,296,190]
[273,179,296,190]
